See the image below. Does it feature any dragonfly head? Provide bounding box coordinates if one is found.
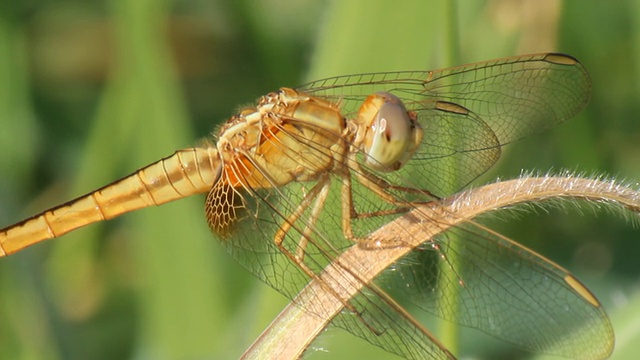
[357,92,423,172]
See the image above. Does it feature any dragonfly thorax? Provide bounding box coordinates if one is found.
[355,92,423,172]
[216,88,348,191]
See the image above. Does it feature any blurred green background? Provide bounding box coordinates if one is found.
[1,0,640,359]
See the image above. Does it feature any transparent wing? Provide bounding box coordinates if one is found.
[299,53,590,194]
[380,221,614,359]
[215,181,455,359]
[216,167,614,359]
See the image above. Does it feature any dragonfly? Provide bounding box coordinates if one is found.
[0,53,614,359]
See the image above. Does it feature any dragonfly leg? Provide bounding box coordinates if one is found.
[273,173,353,282]
[339,162,436,249]
[273,174,363,315]
[295,179,333,260]
[274,176,330,263]
[337,169,403,249]
[356,166,437,205]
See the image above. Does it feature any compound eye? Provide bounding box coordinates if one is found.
[362,92,422,171]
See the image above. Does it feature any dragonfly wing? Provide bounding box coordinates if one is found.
[299,53,590,194]
[395,103,502,197]
[379,220,614,359]
[415,53,590,144]
[299,53,590,139]
[215,181,459,359]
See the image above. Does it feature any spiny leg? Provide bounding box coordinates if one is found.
[342,161,466,282]
[274,175,330,262]
[273,175,362,315]
[338,160,435,249]
[296,178,332,260]
[351,159,438,207]
[334,168,448,337]
[273,171,435,338]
